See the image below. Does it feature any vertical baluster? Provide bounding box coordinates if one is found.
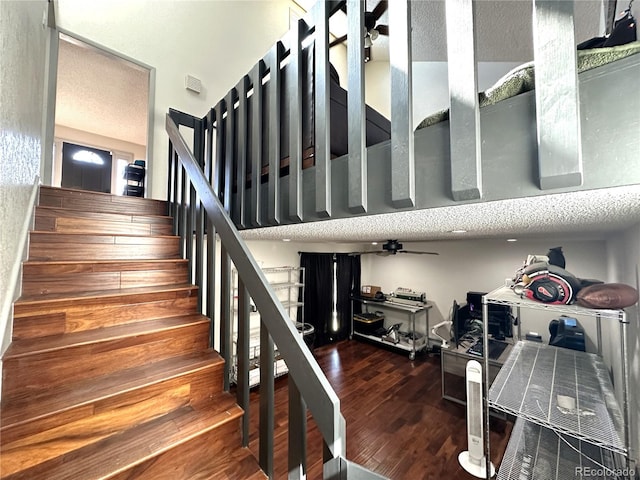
[446,0,482,201]
[259,318,275,477]
[179,164,188,259]
[214,101,226,202]
[267,42,284,225]
[250,61,265,227]
[288,377,307,480]
[220,244,232,391]
[533,0,582,189]
[347,0,367,213]
[288,19,305,222]
[167,141,174,208]
[236,76,249,228]
[224,90,236,215]
[389,0,415,208]
[237,278,250,446]
[315,1,332,217]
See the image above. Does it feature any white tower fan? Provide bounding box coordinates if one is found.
[458,359,495,478]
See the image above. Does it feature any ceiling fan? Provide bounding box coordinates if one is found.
[350,240,439,257]
[329,0,389,62]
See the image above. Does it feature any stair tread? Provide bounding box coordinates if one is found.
[16,283,197,306]
[1,351,223,430]
[39,186,166,207]
[4,314,209,359]
[1,393,242,480]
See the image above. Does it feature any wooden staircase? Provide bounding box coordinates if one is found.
[1,186,265,480]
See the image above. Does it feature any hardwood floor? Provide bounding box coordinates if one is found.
[247,340,512,480]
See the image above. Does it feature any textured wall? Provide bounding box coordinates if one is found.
[0,0,48,356]
[606,224,640,462]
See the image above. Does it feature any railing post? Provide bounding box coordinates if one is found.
[288,376,307,480]
[347,0,368,214]
[533,0,583,189]
[314,0,332,218]
[266,42,284,225]
[288,18,306,223]
[389,0,415,208]
[259,319,275,477]
[237,278,250,446]
[250,61,265,227]
[220,244,232,391]
[446,0,482,201]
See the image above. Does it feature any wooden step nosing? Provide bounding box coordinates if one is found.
[4,316,210,359]
[0,358,223,431]
[103,407,243,480]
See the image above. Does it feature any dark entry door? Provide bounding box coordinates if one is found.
[61,142,113,193]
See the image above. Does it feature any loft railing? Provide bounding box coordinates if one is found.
[165,111,385,479]
[202,0,584,227]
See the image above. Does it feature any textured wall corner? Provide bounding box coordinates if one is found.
[0,0,49,359]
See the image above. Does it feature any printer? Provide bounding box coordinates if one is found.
[549,316,585,352]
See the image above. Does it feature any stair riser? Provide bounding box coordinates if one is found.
[39,187,166,216]
[2,322,210,398]
[29,234,180,262]
[109,417,242,480]
[36,207,172,226]
[35,215,172,236]
[13,291,198,339]
[22,264,188,296]
[1,366,223,449]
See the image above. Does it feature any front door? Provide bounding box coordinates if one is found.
[61,142,113,193]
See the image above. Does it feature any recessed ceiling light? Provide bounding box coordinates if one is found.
[450,229,467,234]
[371,242,378,245]
[507,238,518,242]
[282,238,291,242]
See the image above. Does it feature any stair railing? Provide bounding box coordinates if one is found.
[166,111,386,479]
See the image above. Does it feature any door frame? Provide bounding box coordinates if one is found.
[41,25,156,197]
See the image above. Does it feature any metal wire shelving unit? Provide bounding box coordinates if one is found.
[481,286,632,480]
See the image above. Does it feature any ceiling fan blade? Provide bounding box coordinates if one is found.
[329,34,348,48]
[371,0,388,21]
[376,24,389,36]
[399,250,440,255]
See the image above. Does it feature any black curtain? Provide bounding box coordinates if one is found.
[335,254,361,341]
[299,253,334,347]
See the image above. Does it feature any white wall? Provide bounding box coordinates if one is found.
[363,60,523,129]
[243,237,609,342]
[0,1,49,364]
[55,0,302,201]
[605,223,640,462]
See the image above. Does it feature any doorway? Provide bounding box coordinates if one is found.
[50,32,152,196]
[61,142,113,193]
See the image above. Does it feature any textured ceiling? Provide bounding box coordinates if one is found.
[55,36,149,146]
[240,186,640,243]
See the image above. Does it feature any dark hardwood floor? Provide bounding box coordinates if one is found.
[247,339,512,479]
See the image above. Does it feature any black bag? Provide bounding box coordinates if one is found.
[578,8,637,50]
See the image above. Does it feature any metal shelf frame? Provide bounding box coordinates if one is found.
[481,286,632,479]
[230,266,305,386]
[498,418,625,480]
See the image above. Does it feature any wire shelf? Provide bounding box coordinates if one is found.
[485,286,624,322]
[498,418,627,480]
[489,341,626,454]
